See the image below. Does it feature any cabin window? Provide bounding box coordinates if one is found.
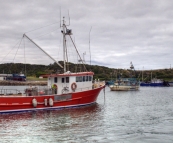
[76,76,79,82]
[83,76,86,82]
[89,76,92,81]
[79,76,82,82]
[66,77,69,83]
[54,77,57,83]
[62,78,65,83]
[86,76,88,81]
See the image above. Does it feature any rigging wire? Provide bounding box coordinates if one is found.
[25,21,60,34]
[89,26,92,66]
[32,27,61,40]
[0,38,23,64]
[68,34,87,72]
[8,37,23,74]
[23,37,26,76]
[65,36,69,71]
[0,21,63,76]
[12,37,23,63]
[57,32,62,61]
[67,36,76,71]
[23,34,63,68]
[66,36,79,72]
[64,25,87,72]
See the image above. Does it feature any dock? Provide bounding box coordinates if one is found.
[0,80,47,86]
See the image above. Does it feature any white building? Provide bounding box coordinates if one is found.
[0,74,12,81]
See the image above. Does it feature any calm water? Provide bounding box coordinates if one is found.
[0,86,173,143]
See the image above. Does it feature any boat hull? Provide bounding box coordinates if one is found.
[140,82,170,87]
[169,82,173,86]
[0,85,105,113]
[110,85,139,91]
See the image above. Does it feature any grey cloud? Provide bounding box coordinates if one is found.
[0,0,173,70]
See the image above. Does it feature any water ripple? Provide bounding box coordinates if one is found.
[0,87,173,142]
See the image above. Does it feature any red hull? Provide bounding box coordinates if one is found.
[0,85,105,113]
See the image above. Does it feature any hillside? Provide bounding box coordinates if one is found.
[0,63,173,81]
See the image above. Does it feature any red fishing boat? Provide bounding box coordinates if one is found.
[0,17,105,113]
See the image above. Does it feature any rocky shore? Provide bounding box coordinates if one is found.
[0,80,47,86]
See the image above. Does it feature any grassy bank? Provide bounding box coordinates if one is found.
[0,80,47,86]
[26,76,47,81]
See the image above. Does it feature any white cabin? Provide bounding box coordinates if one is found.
[47,71,93,94]
[0,74,12,81]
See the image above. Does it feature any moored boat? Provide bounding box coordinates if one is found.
[109,62,140,91]
[6,73,26,81]
[109,78,140,91]
[140,78,170,87]
[169,82,173,86]
[0,17,105,113]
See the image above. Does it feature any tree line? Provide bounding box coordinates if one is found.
[0,63,173,81]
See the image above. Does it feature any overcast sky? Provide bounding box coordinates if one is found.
[0,0,173,70]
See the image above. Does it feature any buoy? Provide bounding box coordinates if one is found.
[44,98,48,106]
[71,82,77,91]
[49,98,54,107]
[32,98,37,108]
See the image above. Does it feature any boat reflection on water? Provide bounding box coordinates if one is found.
[0,103,104,124]
[0,103,104,139]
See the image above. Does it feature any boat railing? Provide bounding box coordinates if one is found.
[0,81,105,96]
[25,87,55,96]
[0,89,23,96]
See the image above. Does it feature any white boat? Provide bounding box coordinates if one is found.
[109,78,140,91]
[109,62,140,91]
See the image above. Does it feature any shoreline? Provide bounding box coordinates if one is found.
[0,80,47,86]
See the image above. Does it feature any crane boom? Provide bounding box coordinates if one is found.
[23,34,63,68]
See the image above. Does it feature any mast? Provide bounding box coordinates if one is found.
[62,17,66,73]
[61,16,87,72]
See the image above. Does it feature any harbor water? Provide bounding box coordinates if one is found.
[0,86,173,143]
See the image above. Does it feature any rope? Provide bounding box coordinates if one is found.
[25,21,60,34]
[23,38,26,76]
[12,37,23,62]
[32,28,60,40]
[68,35,87,72]
[0,38,23,64]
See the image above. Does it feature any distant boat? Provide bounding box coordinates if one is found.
[140,78,170,87]
[109,62,140,91]
[110,78,140,91]
[106,80,114,86]
[169,82,173,86]
[6,73,26,81]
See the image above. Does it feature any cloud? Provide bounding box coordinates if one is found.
[0,0,173,70]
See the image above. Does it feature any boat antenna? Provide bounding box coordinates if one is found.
[89,26,92,66]
[60,7,61,28]
[66,10,70,26]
